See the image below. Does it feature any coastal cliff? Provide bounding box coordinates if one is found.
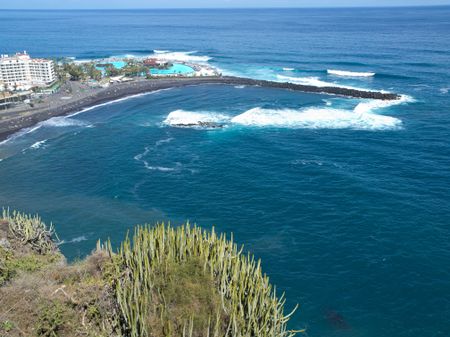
[0,210,300,337]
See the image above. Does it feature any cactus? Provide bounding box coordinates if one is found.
[2,208,58,254]
[107,223,299,337]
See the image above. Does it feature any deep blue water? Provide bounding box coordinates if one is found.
[1,7,450,337]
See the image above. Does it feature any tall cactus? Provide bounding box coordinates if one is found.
[107,223,299,337]
[2,208,58,254]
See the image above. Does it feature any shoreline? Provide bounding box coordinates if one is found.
[0,76,400,142]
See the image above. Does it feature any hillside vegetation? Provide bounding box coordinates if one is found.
[0,209,300,337]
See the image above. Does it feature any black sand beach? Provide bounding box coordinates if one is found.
[0,76,400,142]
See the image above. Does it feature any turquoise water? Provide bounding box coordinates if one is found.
[96,61,193,75]
[95,60,127,74]
[151,63,194,75]
[0,7,450,337]
[111,61,126,69]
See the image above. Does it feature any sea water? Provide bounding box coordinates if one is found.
[0,7,450,337]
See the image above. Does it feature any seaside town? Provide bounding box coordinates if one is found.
[0,51,220,111]
[0,50,399,139]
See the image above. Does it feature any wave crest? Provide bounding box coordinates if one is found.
[230,106,402,130]
[151,51,211,63]
[276,74,368,91]
[163,110,230,127]
[327,69,375,77]
[30,139,48,149]
[41,117,90,128]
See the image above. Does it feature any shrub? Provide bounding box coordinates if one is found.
[36,301,68,337]
[2,208,58,254]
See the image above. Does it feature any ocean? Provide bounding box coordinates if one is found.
[0,7,450,337]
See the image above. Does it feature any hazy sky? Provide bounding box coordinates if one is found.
[1,0,450,9]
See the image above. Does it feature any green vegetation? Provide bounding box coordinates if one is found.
[2,209,58,254]
[56,59,148,82]
[82,63,103,81]
[121,59,150,77]
[61,63,85,81]
[0,210,301,337]
[58,62,102,81]
[105,64,121,77]
[0,246,61,285]
[109,224,299,337]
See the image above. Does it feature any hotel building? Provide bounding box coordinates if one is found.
[0,51,57,91]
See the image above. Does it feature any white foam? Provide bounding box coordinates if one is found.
[69,235,87,243]
[440,87,449,94]
[134,137,179,172]
[30,139,48,149]
[134,137,173,162]
[291,159,324,166]
[0,125,40,146]
[163,110,230,126]
[0,89,172,146]
[276,74,369,91]
[40,116,90,128]
[67,89,171,118]
[234,85,246,89]
[327,69,375,77]
[163,95,409,131]
[0,117,89,146]
[283,67,295,71]
[150,51,211,63]
[59,235,88,245]
[354,94,412,114]
[155,137,174,146]
[153,49,171,54]
[144,165,176,172]
[230,105,402,131]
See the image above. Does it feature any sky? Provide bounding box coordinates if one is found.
[1,0,450,9]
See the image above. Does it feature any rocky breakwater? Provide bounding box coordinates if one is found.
[219,76,400,100]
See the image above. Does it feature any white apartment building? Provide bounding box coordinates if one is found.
[0,51,57,91]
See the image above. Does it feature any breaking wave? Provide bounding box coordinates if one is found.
[150,51,211,63]
[276,74,369,91]
[327,69,376,77]
[40,117,91,128]
[163,110,230,126]
[67,89,172,118]
[230,95,410,130]
[0,117,91,147]
[30,139,48,149]
[230,106,402,130]
[153,49,171,54]
[353,95,412,114]
[163,95,409,131]
[0,89,172,147]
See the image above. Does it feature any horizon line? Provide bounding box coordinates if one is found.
[1,4,450,10]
